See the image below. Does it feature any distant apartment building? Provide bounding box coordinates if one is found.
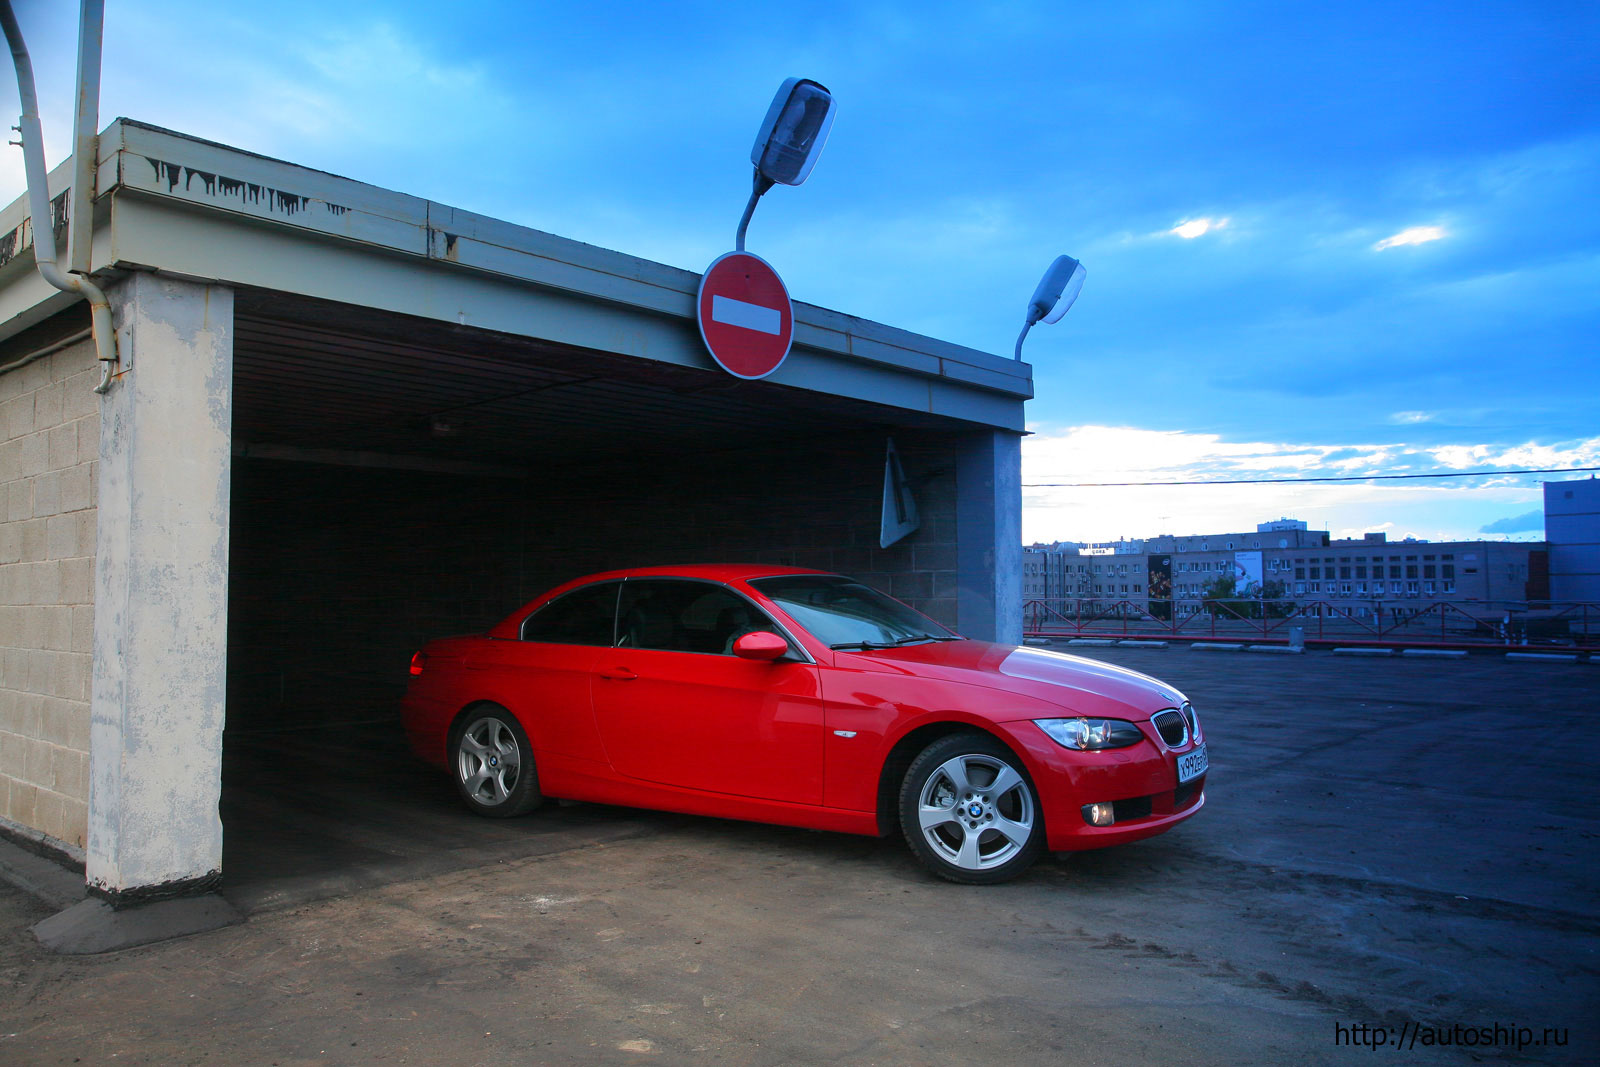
[1026,519,1549,618]
[1022,541,1086,600]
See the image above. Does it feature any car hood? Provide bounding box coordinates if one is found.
[835,641,1187,719]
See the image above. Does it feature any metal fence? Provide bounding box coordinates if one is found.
[1022,597,1600,652]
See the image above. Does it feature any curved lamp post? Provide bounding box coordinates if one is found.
[1014,254,1086,360]
[736,77,836,251]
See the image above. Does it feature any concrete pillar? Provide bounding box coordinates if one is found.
[88,274,233,903]
[955,430,1022,645]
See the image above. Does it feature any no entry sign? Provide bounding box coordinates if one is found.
[696,251,794,379]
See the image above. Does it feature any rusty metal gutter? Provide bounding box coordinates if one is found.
[0,0,116,392]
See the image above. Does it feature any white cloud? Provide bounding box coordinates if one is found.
[1429,444,1493,469]
[1374,225,1447,250]
[1389,411,1434,424]
[1021,425,1599,543]
[1170,217,1228,239]
[51,14,525,211]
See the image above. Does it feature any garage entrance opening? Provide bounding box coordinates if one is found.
[220,291,977,906]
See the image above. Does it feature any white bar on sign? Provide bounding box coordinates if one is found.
[711,294,781,335]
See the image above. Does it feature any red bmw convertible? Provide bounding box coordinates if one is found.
[402,564,1206,883]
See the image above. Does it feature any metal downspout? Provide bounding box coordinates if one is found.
[0,0,117,393]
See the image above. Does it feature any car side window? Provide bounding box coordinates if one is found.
[617,580,778,655]
[520,581,620,645]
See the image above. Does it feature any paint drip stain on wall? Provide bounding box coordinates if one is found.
[143,156,348,219]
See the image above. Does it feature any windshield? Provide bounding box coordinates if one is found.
[750,575,957,649]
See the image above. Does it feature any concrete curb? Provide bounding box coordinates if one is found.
[1026,640,1593,662]
[32,894,243,955]
[0,837,86,911]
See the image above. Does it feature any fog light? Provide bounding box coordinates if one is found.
[1081,802,1115,827]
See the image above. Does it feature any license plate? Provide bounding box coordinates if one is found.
[1177,743,1208,784]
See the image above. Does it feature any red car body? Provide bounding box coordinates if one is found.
[402,564,1205,880]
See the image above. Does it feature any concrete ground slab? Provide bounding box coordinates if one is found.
[1,648,1595,1063]
[215,718,663,915]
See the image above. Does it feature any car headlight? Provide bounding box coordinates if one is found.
[1035,718,1144,751]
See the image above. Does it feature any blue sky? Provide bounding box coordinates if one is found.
[4,1,1596,542]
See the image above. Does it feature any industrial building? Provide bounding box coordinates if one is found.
[1545,477,1600,602]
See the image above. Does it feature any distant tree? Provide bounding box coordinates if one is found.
[1200,573,1237,609]
[1259,579,1292,618]
[1203,574,1291,619]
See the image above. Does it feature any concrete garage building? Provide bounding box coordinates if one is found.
[0,120,1031,909]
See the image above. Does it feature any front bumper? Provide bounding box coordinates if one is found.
[999,720,1207,852]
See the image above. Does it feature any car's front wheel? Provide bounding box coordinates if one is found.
[450,706,542,817]
[899,733,1044,884]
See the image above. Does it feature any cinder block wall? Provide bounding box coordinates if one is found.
[515,432,961,623]
[226,430,963,729]
[0,339,99,856]
[227,459,525,730]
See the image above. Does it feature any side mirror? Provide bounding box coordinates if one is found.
[732,631,790,661]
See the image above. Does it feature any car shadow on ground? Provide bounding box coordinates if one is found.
[219,713,1193,909]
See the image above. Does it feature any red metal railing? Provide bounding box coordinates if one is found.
[1022,598,1600,652]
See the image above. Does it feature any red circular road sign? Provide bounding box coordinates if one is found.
[696,251,794,380]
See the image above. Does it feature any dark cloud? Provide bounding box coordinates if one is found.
[1479,510,1545,534]
[8,0,1590,466]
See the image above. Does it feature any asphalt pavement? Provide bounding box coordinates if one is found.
[2,644,1596,1065]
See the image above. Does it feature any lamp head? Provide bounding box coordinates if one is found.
[1027,255,1087,325]
[751,77,837,186]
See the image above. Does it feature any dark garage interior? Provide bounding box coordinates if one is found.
[218,290,987,905]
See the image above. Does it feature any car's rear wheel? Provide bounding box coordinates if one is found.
[899,733,1044,884]
[450,706,542,817]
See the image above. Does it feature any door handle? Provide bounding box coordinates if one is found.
[597,667,637,681]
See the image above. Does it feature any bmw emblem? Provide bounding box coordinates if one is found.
[968,802,984,818]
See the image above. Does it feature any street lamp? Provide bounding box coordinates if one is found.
[1014,254,1086,360]
[736,77,836,251]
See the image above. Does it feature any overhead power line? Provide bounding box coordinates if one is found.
[1023,465,1600,488]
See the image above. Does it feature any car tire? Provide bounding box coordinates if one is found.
[449,706,542,818]
[898,732,1044,884]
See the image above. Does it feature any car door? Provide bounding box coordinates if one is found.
[463,580,619,765]
[590,578,824,805]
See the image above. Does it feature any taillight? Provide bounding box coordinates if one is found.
[409,651,426,676]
